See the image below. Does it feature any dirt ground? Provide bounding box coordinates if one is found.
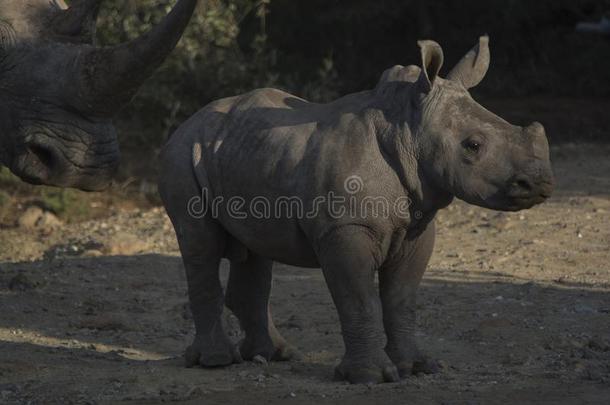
[0,143,608,404]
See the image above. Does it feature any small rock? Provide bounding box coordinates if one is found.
[18,206,62,230]
[587,336,610,352]
[573,303,597,314]
[581,347,601,360]
[17,206,44,228]
[577,363,609,382]
[412,358,442,375]
[8,273,39,291]
[82,249,104,257]
[252,355,268,366]
[105,232,148,255]
[39,211,62,229]
[477,318,512,337]
[186,386,208,398]
[44,238,104,260]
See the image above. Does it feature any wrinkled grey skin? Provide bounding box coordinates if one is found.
[159,37,554,384]
[0,0,197,190]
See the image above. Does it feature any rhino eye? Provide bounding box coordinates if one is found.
[463,139,482,153]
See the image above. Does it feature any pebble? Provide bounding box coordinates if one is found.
[18,206,62,230]
[587,336,610,352]
[8,273,39,291]
[252,355,268,366]
[573,304,597,314]
[105,232,148,255]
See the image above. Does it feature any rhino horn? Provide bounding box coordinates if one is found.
[447,35,490,89]
[52,0,102,44]
[78,0,198,116]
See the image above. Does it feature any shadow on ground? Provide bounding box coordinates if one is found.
[0,254,608,404]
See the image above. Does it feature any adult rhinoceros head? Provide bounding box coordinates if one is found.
[413,37,554,211]
[0,0,197,190]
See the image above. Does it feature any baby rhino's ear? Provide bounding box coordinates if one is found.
[447,35,490,89]
[416,39,444,93]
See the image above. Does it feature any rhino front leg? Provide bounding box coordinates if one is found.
[318,226,399,384]
[225,256,301,361]
[379,220,439,377]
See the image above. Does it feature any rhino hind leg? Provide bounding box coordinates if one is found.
[159,164,241,367]
[174,220,242,368]
[177,220,242,367]
[225,255,301,361]
[379,220,441,377]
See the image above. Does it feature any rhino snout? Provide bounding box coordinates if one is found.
[13,136,119,191]
[505,159,554,209]
[499,122,553,208]
[507,174,553,199]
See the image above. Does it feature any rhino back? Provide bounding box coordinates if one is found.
[196,88,381,198]
[170,87,411,265]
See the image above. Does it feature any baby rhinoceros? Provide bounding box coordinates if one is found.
[159,37,553,384]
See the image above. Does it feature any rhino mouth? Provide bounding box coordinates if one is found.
[503,179,553,211]
[504,194,549,211]
[479,186,551,212]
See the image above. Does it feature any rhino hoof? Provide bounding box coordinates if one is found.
[184,335,242,368]
[334,356,400,384]
[241,336,303,362]
[239,336,276,362]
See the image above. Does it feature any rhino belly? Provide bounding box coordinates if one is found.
[218,215,320,268]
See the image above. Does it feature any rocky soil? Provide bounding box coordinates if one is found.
[0,143,609,404]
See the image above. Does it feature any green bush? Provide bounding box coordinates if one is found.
[86,0,610,151]
[91,0,340,149]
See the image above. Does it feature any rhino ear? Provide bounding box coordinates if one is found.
[51,0,102,44]
[416,40,444,93]
[447,35,490,89]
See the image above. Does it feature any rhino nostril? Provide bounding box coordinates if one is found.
[514,178,533,192]
[517,180,532,191]
[28,144,57,172]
